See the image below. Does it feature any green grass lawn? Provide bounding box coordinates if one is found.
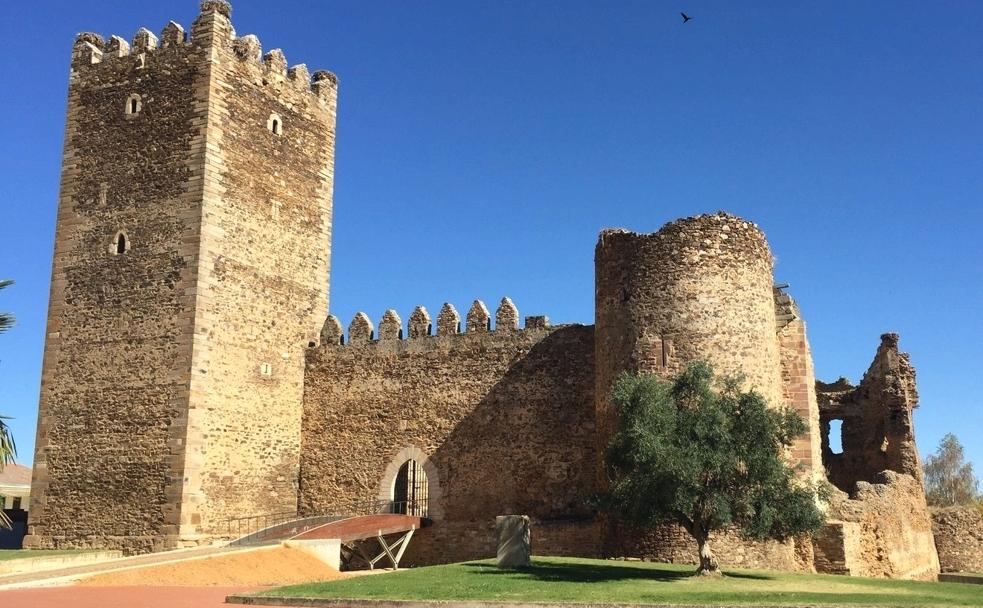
[261,557,982,607]
[0,549,97,562]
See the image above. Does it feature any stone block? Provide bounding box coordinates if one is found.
[496,515,531,568]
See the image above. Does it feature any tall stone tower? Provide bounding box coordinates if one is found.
[26,1,337,552]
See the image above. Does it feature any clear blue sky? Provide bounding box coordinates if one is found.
[1,1,981,474]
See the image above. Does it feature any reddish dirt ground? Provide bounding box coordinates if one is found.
[0,585,261,608]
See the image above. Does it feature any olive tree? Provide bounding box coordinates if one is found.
[604,362,825,575]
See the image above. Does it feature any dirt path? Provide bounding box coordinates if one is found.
[79,545,346,587]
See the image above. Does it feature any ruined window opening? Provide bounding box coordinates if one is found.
[267,113,283,135]
[11,497,21,510]
[828,419,844,455]
[125,94,142,116]
[393,459,428,518]
[113,232,128,255]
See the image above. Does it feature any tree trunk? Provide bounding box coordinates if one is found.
[696,533,721,576]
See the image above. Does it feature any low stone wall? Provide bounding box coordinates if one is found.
[607,521,812,573]
[931,506,983,573]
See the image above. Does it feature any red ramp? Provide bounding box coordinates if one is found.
[290,514,427,543]
[289,514,429,570]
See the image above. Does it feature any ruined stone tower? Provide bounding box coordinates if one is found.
[26,0,337,551]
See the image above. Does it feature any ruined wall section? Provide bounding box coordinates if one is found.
[180,1,337,536]
[594,213,783,489]
[300,299,598,565]
[931,506,983,573]
[827,472,940,580]
[818,333,922,493]
[26,18,212,552]
[817,335,939,580]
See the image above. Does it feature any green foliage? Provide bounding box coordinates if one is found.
[604,362,825,572]
[924,433,979,507]
[0,279,15,530]
[0,280,12,334]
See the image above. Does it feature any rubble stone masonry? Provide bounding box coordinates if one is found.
[27,0,335,551]
[931,506,983,573]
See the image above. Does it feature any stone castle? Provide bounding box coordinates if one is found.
[27,1,970,579]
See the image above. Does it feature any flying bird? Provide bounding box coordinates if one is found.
[681,12,692,23]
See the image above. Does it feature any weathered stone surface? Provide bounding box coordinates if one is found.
[378,309,403,341]
[818,334,922,493]
[495,297,519,332]
[931,506,983,573]
[466,300,490,333]
[407,306,431,338]
[524,316,549,330]
[131,28,158,52]
[496,515,531,568]
[321,315,343,346]
[232,34,261,61]
[436,303,460,336]
[827,471,940,580]
[263,49,288,75]
[349,313,374,343]
[813,520,863,575]
[160,21,186,47]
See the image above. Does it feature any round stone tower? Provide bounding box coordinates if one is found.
[594,212,783,475]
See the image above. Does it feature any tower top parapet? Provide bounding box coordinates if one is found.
[70,1,338,103]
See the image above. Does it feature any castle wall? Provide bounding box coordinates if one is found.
[26,23,212,553]
[300,303,599,565]
[27,1,336,551]
[931,506,983,573]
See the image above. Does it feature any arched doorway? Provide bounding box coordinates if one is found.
[393,458,428,517]
[378,447,442,520]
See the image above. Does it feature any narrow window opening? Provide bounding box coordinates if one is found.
[114,233,128,255]
[125,94,142,116]
[268,113,283,135]
[828,419,844,455]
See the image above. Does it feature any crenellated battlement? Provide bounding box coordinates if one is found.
[317,297,555,348]
[69,1,337,103]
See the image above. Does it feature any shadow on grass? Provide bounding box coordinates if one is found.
[461,560,772,584]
